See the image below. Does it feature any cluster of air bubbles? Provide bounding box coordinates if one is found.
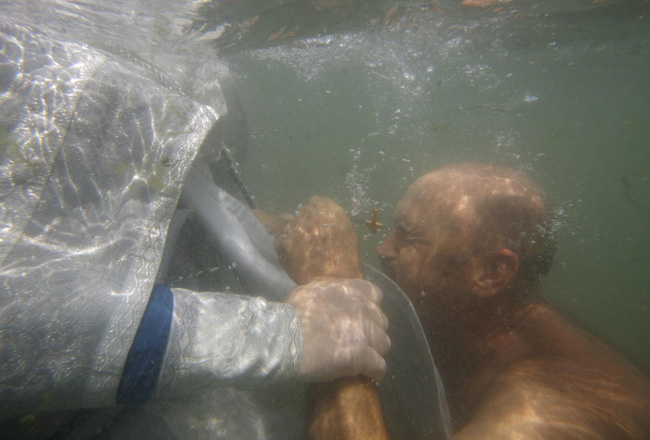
[166,265,220,286]
[464,63,493,84]
[493,132,525,166]
[402,157,415,178]
[444,36,470,56]
[388,108,402,135]
[345,164,370,218]
[246,33,361,82]
[550,206,568,233]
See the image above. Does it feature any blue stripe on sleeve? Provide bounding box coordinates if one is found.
[116,284,174,406]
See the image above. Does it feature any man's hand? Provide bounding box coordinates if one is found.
[287,279,390,382]
[252,209,294,238]
[271,196,392,439]
[275,196,362,285]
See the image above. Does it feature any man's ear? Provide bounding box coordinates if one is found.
[471,249,519,298]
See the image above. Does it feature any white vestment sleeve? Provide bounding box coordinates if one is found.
[154,288,302,399]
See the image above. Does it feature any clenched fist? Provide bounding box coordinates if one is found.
[259,196,392,439]
[275,196,362,285]
[287,279,390,382]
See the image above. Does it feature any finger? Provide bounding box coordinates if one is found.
[285,283,309,304]
[365,301,389,331]
[252,210,290,236]
[275,232,291,253]
[296,203,319,219]
[368,323,391,357]
[308,197,349,224]
[354,346,387,382]
[280,213,295,222]
[308,196,337,210]
[292,206,326,234]
[346,279,383,305]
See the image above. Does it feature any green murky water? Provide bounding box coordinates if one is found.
[212,1,650,371]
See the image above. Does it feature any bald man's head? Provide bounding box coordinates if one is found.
[411,163,556,287]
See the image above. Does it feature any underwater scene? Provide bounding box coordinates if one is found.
[218,0,650,372]
[1,0,649,439]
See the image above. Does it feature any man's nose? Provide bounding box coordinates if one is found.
[376,232,397,260]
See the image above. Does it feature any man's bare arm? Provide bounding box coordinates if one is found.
[269,197,391,439]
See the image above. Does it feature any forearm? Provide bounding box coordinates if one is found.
[266,195,391,438]
[308,376,389,440]
[303,276,389,439]
[153,288,302,400]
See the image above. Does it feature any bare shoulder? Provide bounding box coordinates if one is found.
[453,360,584,440]
[453,358,650,440]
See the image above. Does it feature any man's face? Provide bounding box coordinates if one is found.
[376,173,476,317]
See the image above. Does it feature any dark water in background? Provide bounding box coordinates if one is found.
[202,1,650,371]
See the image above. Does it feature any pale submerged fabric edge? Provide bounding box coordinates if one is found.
[79,69,220,407]
[0,21,221,415]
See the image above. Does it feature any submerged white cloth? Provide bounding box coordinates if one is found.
[0,20,212,413]
[147,288,304,440]
[0,4,304,437]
